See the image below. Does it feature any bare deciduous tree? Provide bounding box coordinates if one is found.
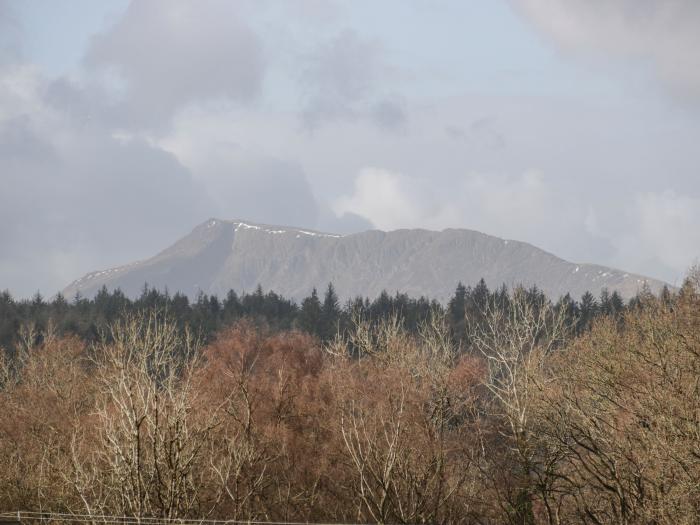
[334,312,484,524]
[534,292,700,524]
[468,286,571,524]
[74,310,221,519]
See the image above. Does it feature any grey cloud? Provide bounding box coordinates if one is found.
[444,117,506,150]
[371,97,408,132]
[191,151,319,230]
[301,29,406,130]
[0,1,21,64]
[45,76,108,123]
[470,117,506,150]
[0,69,212,298]
[0,115,54,160]
[84,0,265,130]
[513,0,700,104]
[0,64,323,298]
[301,29,377,128]
[4,0,699,299]
[155,105,324,233]
[444,125,465,140]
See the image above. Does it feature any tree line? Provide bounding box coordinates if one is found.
[0,278,660,357]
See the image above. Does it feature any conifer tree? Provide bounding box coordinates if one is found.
[556,292,579,328]
[579,291,598,332]
[610,291,624,315]
[472,278,490,312]
[223,290,241,321]
[448,282,467,324]
[299,288,322,337]
[371,290,392,320]
[321,283,341,340]
[599,288,612,316]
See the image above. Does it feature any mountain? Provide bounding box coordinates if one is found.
[63,218,668,302]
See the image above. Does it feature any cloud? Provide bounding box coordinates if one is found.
[3,0,699,298]
[335,165,700,283]
[316,205,373,235]
[0,1,330,298]
[195,152,319,229]
[0,1,21,64]
[513,0,700,104]
[334,167,566,246]
[611,191,700,282]
[445,117,506,150]
[300,29,407,130]
[333,163,677,282]
[0,63,45,122]
[371,97,407,131]
[334,168,426,231]
[460,170,555,238]
[84,0,265,129]
[157,105,321,229]
[0,65,212,297]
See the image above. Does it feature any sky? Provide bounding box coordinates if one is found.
[1,0,699,298]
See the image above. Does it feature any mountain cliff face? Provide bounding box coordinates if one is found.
[63,218,668,302]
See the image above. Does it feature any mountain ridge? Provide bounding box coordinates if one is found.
[63,218,669,302]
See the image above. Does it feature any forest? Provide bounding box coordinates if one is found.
[1,278,636,355]
[0,275,697,524]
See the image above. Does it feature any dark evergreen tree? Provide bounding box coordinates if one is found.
[209,295,221,316]
[320,283,341,340]
[556,293,579,328]
[599,288,612,316]
[472,278,490,312]
[51,292,69,314]
[371,290,393,321]
[223,290,241,319]
[299,288,322,337]
[493,283,510,311]
[0,277,636,358]
[170,292,191,324]
[609,291,625,316]
[448,283,467,324]
[448,282,468,338]
[30,291,44,316]
[579,291,598,332]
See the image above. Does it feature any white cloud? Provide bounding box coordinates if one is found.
[334,167,571,249]
[460,170,553,240]
[336,165,700,285]
[617,191,700,281]
[0,64,45,121]
[333,168,429,230]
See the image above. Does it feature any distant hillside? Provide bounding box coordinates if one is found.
[64,218,668,301]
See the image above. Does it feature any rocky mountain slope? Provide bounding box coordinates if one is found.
[63,219,668,302]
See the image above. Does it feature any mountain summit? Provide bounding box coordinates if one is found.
[63,218,667,301]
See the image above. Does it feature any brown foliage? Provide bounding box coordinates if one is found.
[531,291,700,524]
